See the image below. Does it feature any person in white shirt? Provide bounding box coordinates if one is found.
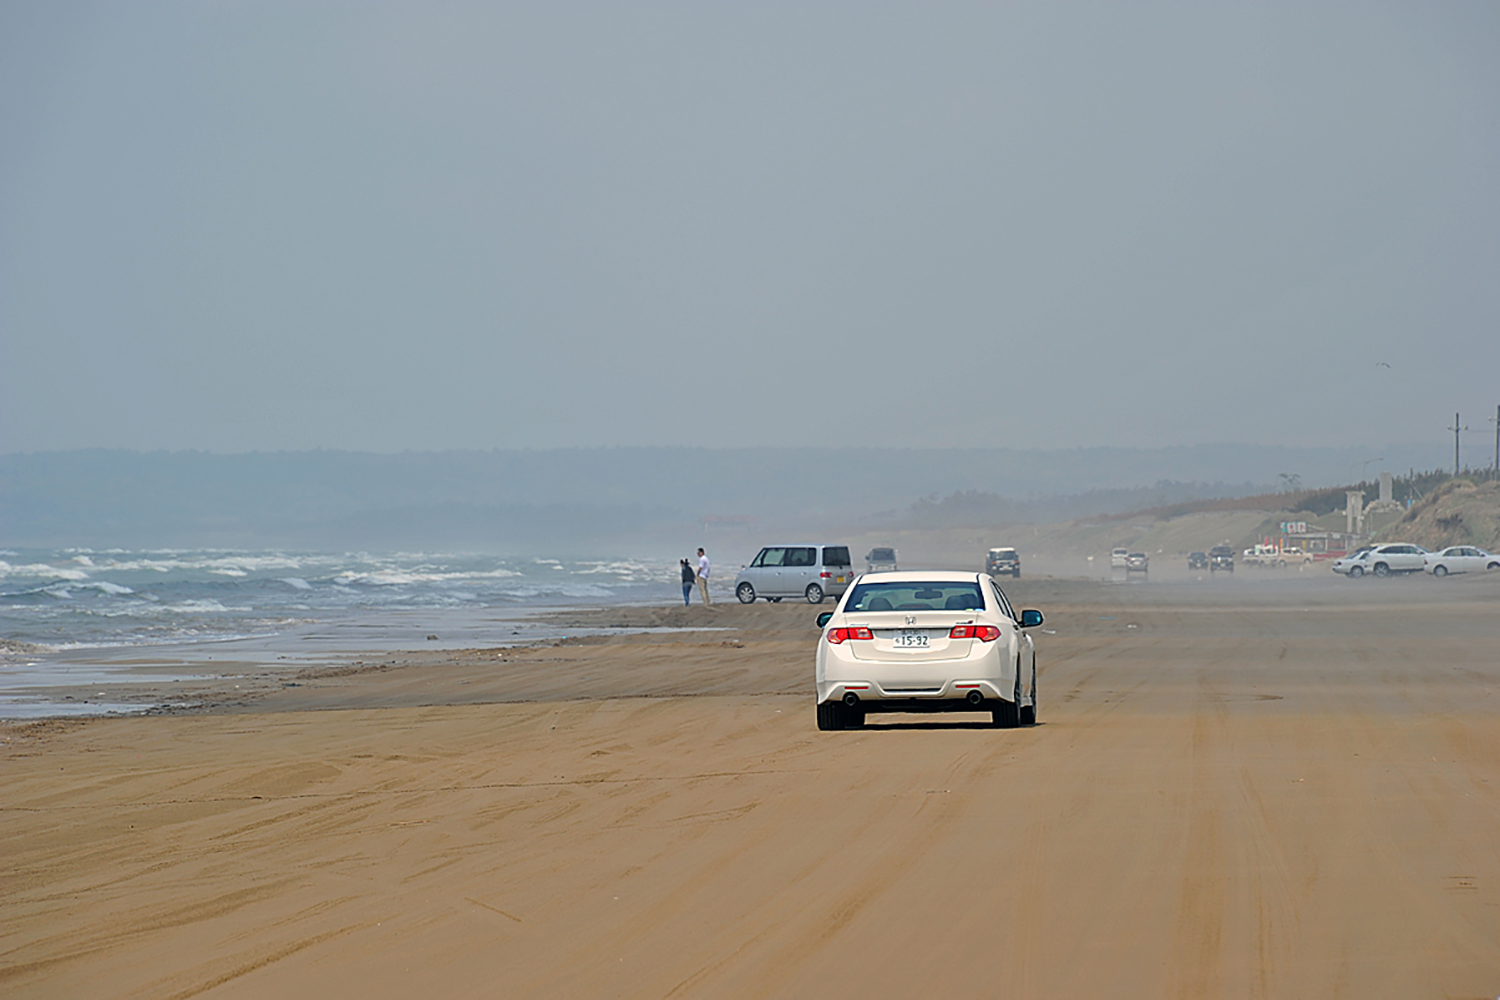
[696,548,712,606]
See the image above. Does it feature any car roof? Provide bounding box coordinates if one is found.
[755,543,838,548]
[855,570,982,583]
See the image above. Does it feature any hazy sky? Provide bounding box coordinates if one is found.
[3,2,1497,455]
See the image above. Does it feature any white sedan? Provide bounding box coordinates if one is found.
[1424,546,1500,576]
[1332,543,1430,577]
[814,571,1041,730]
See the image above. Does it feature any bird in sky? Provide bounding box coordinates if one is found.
[1375,362,1391,368]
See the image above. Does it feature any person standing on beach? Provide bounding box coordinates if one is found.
[679,558,696,606]
[696,548,712,606]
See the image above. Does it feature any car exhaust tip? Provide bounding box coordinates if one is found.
[842,691,860,708]
[966,689,984,706]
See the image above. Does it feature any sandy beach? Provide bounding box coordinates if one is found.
[4,574,1500,998]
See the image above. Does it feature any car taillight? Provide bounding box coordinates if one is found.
[827,626,874,644]
[949,624,1001,642]
[820,571,832,578]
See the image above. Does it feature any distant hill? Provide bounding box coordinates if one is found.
[0,444,1441,552]
[1383,480,1500,551]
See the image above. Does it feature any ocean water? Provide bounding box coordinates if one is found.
[0,548,699,718]
[0,548,683,651]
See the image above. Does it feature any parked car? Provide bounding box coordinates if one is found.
[735,544,854,604]
[865,547,899,573]
[1328,546,1374,575]
[1188,551,1209,570]
[1125,552,1149,574]
[1242,545,1314,568]
[813,571,1042,730]
[1209,545,1235,572]
[985,547,1021,578]
[1423,546,1500,576]
[1110,548,1130,569]
[1331,543,1428,578]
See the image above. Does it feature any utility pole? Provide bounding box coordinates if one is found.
[1491,405,1499,481]
[1447,412,1469,478]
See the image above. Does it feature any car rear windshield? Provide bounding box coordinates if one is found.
[991,551,1017,561]
[822,546,851,566]
[843,581,984,612]
[869,548,894,561]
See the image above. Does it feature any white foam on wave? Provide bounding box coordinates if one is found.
[81,581,134,596]
[0,562,92,582]
[334,567,524,587]
[280,577,313,590]
[164,600,232,613]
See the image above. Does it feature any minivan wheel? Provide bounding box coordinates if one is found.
[736,582,756,604]
[816,700,843,731]
[1373,563,1390,578]
[805,584,824,605]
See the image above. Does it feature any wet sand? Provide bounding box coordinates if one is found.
[4,575,1500,998]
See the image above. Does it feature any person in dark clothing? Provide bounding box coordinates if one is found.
[679,558,696,606]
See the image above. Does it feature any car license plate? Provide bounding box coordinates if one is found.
[836,576,846,583]
[893,630,928,648]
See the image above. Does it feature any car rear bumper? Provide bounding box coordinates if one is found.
[818,677,1015,706]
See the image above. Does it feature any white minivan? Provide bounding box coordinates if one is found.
[735,545,853,604]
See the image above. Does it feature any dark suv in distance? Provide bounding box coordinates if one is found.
[986,547,1021,578]
[1188,551,1209,570]
[1209,545,1235,572]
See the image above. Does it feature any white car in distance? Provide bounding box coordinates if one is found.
[1331,543,1428,578]
[814,571,1041,730]
[1424,546,1500,576]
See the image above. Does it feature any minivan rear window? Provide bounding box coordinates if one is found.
[822,546,851,566]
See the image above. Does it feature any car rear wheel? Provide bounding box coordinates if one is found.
[1349,566,1364,578]
[805,584,824,605]
[992,675,1020,728]
[1373,563,1390,578]
[816,700,844,731]
[736,582,756,604]
[1433,565,1448,577]
[1019,665,1037,726]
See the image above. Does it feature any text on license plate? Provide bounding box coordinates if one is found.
[893,630,929,648]
[836,576,846,583]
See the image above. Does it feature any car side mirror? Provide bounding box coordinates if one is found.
[816,611,834,628]
[1019,609,1044,628]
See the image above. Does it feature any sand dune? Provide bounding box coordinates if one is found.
[4,576,1499,998]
